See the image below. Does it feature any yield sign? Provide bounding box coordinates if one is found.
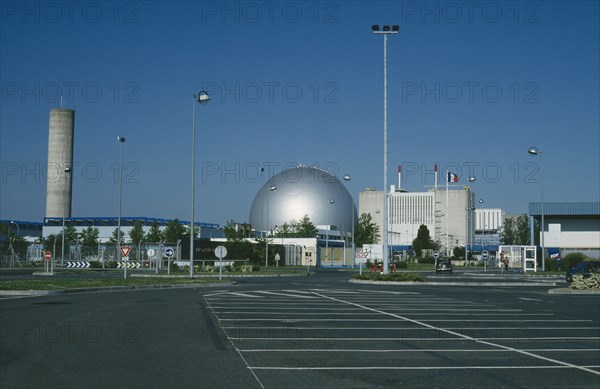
[120,245,132,257]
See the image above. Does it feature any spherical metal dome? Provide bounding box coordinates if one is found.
[249,166,357,233]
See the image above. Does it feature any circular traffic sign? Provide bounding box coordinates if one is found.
[44,251,52,261]
[432,250,440,259]
[164,248,174,258]
[482,250,489,260]
[214,245,227,258]
[147,248,156,257]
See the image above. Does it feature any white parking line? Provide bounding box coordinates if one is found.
[249,365,600,371]
[239,348,600,353]
[311,292,600,376]
[253,291,319,299]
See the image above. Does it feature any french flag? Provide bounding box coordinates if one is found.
[447,172,459,182]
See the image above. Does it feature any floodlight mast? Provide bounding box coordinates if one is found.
[372,24,399,274]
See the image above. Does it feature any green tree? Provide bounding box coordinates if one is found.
[224,220,246,242]
[354,213,380,246]
[515,214,530,245]
[79,227,99,258]
[109,228,125,245]
[145,221,163,243]
[1,230,27,258]
[129,221,145,245]
[501,215,531,245]
[297,215,317,238]
[54,225,79,258]
[43,234,60,253]
[164,219,186,243]
[500,217,515,245]
[412,224,434,257]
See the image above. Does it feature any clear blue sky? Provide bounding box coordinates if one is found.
[1,1,598,226]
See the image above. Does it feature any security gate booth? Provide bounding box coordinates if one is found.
[498,245,537,272]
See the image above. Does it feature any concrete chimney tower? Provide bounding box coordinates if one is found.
[45,108,75,218]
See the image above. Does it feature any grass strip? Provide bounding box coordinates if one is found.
[0,277,224,291]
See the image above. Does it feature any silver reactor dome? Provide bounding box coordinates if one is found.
[249,166,357,233]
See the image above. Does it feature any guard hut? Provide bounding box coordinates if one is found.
[498,245,537,272]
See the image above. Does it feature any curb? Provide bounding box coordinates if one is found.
[548,288,600,295]
[0,282,237,297]
[349,279,557,287]
[131,273,313,278]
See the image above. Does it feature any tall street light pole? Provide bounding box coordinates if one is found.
[372,24,399,274]
[190,91,210,278]
[528,146,545,271]
[343,175,355,267]
[117,136,126,279]
[326,199,335,267]
[265,185,277,267]
[60,166,72,270]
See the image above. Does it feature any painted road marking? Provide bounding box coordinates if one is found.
[311,292,600,376]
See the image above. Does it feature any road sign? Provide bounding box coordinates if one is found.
[275,253,280,262]
[117,262,140,269]
[214,245,227,258]
[164,248,174,258]
[120,245,131,257]
[355,250,370,264]
[482,250,489,260]
[66,261,90,268]
[147,248,156,257]
[433,250,440,259]
[44,251,52,261]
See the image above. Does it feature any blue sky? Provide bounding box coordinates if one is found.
[1,1,599,226]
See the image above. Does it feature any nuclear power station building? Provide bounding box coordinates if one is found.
[45,108,75,219]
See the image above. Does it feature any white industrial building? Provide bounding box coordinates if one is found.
[359,186,476,254]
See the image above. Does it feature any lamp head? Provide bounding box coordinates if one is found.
[371,25,380,32]
[343,174,351,182]
[196,91,210,104]
[117,136,126,143]
[468,175,476,183]
[528,146,540,156]
[269,185,277,192]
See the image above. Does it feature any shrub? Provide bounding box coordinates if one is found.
[252,265,261,272]
[420,256,435,264]
[183,265,189,273]
[89,261,101,269]
[107,261,118,269]
[393,261,408,269]
[170,262,179,272]
[240,265,253,272]
[570,274,600,290]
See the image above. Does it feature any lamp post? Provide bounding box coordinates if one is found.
[116,136,126,279]
[190,91,210,278]
[372,24,399,274]
[465,176,477,267]
[343,174,355,267]
[326,199,335,267]
[528,146,545,271]
[61,166,72,269]
[8,221,19,268]
[265,185,277,267]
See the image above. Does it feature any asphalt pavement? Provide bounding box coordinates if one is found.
[1,269,599,388]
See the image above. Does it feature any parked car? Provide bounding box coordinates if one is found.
[435,258,453,274]
[566,261,600,283]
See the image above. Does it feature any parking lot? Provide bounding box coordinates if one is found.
[204,285,600,388]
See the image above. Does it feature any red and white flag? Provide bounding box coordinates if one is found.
[447,172,459,182]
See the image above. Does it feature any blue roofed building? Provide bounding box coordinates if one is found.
[529,202,600,259]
